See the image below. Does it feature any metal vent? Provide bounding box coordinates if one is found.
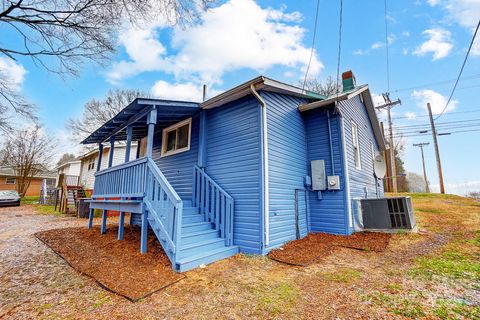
[360,197,415,230]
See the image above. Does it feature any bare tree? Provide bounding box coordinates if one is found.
[0,125,54,197]
[56,153,77,167]
[301,76,342,97]
[406,172,427,193]
[67,88,145,143]
[0,0,213,131]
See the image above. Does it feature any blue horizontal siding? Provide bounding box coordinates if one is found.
[205,96,262,254]
[151,115,199,200]
[262,91,310,250]
[304,108,349,235]
[339,96,384,202]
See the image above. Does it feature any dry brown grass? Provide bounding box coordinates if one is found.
[1,193,479,319]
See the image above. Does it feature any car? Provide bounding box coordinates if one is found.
[0,190,21,207]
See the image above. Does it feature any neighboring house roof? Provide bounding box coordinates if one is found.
[55,160,81,171]
[298,84,386,151]
[0,166,57,179]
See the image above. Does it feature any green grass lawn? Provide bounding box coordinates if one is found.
[21,196,40,205]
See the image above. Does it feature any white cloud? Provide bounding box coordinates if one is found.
[108,0,322,85]
[371,42,384,50]
[151,81,222,101]
[412,89,458,114]
[413,28,453,60]
[0,57,27,91]
[353,49,367,55]
[427,0,441,6]
[405,112,417,119]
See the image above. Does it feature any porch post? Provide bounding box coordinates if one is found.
[125,126,133,162]
[88,208,94,229]
[146,108,157,158]
[96,143,103,172]
[198,110,207,168]
[140,210,149,254]
[118,211,125,240]
[108,136,115,168]
[101,209,107,234]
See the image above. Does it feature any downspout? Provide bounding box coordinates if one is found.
[336,103,353,232]
[326,110,335,176]
[250,84,270,247]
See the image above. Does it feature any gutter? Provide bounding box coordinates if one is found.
[250,84,270,247]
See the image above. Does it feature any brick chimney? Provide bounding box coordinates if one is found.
[342,70,356,92]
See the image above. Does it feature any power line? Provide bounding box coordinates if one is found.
[335,0,343,97]
[435,18,480,120]
[392,109,480,120]
[390,73,480,93]
[384,0,390,92]
[394,118,480,129]
[302,0,320,91]
[392,128,480,138]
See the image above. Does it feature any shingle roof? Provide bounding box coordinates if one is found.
[0,166,57,179]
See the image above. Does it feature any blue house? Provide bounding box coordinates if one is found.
[84,71,385,272]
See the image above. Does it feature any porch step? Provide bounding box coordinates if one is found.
[183,207,199,215]
[182,221,213,233]
[181,229,219,245]
[179,238,226,258]
[175,246,239,272]
[182,213,204,224]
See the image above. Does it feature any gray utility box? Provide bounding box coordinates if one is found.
[360,197,415,230]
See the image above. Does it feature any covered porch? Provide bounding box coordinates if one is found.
[82,98,237,272]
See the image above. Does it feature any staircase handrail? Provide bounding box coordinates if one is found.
[193,165,234,246]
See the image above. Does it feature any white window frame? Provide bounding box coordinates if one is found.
[5,177,16,185]
[351,121,361,169]
[161,117,192,157]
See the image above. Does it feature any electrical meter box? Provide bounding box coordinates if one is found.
[327,175,340,190]
[311,160,326,191]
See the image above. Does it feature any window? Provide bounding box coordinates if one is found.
[87,158,95,171]
[351,121,361,169]
[161,118,192,157]
[5,177,16,185]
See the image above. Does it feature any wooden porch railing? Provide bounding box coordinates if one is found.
[93,157,148,198]
[144,158,183,258]
[193,165,234,246]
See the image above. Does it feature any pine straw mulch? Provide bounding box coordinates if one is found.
[268,232,392,266]
[35,225,185,302]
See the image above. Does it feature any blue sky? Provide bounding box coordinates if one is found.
[2,0,480,195]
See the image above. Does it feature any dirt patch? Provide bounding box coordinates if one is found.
[35,225,185,301]
[269,232,391,266]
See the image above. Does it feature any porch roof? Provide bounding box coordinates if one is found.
[82,98,200,144]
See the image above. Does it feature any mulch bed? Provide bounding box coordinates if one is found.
[268,232,391,266]
[35,225,185,301]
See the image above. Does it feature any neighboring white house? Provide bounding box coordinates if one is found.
[55,160,82,186]
[79,143,138,191]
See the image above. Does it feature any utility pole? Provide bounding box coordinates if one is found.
[413,142,430,193]
[376,93,401,192]
[380,122,391,192]
[427,103,445,194]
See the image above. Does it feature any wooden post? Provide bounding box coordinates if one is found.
[380,122,391,192]
[427,103,445,194]
[125,126,133,162]
[413,142,430,193]
[146,108,157,158]
[387,106,397,193]
[101,209,107,234]
[118,211,125,240]
[88,208,94,228]
[96,143,103,172]
[140,210,149,254]
[108,136,115,168]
